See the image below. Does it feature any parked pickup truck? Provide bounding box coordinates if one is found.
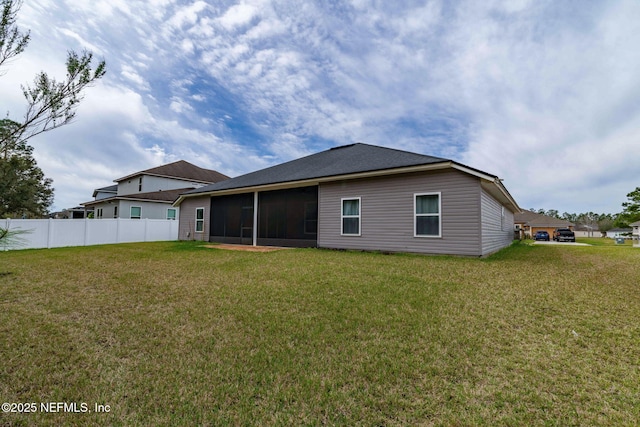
[553,228,576,242]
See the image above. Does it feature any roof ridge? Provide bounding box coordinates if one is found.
[115,160,229,183]
[345,142,450,161]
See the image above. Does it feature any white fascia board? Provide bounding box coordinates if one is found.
[448,163,521,213]
[480,180,521,213]
[449,163,497,182]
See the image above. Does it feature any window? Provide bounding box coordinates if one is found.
[138,177,143,192]
[96,208,103,219]
[167,208,176,220]
[195,207,204,233]
[114,206,118,218]
[341,197,361,236]
[131,206,141,219]
[415,193,441,237]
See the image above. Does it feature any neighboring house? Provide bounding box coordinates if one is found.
[174,143,521,257]
[82,160,229,220]
[93,185,118,200]
[573,224,601,238]
[52,206,94,219]
[606,228,633,239]
[514,211,574,239]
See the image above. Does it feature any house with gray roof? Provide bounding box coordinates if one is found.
[82,160,229,220]
[514,211,574,239]
[92,184,118,200]
[605,228,633,239]
[174,143,521,256]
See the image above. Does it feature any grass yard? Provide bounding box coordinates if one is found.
[1,241,639,426]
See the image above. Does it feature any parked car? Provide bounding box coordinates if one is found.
[553,228,576,242]
[534,231,550,241]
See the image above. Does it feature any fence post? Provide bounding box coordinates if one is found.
[144,218,149,242]
[2,218,9,251]
[47,218,54,249]
[116,218,121,243]
[84,218,89,246]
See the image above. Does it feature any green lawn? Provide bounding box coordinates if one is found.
[577,237,635,246]
[1,241,639,426]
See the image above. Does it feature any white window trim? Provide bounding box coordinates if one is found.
[130,206,142,219]
[414,192,442,238]
[167,208,177,220]
[341,197,361,236]
[195,207,205,233]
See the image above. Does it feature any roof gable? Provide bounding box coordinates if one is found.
[92,184,118,198]
[116,160,229,184]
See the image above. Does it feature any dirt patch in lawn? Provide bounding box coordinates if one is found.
[202,244,292,252]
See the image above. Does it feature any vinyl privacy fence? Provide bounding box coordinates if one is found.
[1,218,179,251]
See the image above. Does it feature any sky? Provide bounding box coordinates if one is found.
[1,0,639,215]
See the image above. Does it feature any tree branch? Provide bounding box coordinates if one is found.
[0,0,30,72]
[0,49,106,147]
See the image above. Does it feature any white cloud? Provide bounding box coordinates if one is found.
[6,0,640,214]
[168,1,208,29]
[217,3,259,30]
[56,28,104,54]
[169,97,194,114]
[180,38,195,55]
[445,0,640,213]
[120,65,150,91]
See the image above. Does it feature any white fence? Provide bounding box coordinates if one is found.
[2,218,179,250]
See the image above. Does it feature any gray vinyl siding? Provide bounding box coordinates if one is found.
[94,191,116,201]
[117,175,205,196]
[91,202,117,219]
[480,189,515,256]
[318,170,483,256]
[178,196,210,241]
[117,200,174,220]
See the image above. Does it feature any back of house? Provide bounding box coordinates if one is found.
[175,143,520,257]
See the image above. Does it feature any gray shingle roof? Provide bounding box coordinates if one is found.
[96,184,118,192]
[92,184,118,198]
[185,143,450,195]
[83,188,194,206]
[514,211,574,227]
[116,160,229,184]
